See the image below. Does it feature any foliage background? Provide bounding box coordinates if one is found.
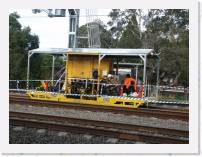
[9,9,189,86]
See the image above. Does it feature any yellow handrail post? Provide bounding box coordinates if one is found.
[65,53,69,94]
[97,54,101,96]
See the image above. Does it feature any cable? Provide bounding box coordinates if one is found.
[19,15,110,18]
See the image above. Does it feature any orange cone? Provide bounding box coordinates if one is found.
[138,86,143,98]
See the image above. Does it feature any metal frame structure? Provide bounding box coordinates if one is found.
[27,48,160,97]
[86,9,101,48]
[68,9,80,48]
[26,48,67,90]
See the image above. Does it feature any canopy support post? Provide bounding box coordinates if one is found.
[135,66,138,82]
[65,54,69,94]
[51,55,56,86]
[156,56,160,97]
[26,51,34,90]
[97,54,105,95]
[140,54,147,97]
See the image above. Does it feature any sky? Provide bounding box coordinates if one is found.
[9,9,111,48]
[9,8,195,49]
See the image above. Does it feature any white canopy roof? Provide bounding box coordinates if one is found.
[29,48,68,55]
[29,48,154,56]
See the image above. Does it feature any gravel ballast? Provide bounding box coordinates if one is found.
[9,103,188,131]
[9,125,136,144]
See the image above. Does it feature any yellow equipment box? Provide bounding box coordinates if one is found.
[67,54,112,79]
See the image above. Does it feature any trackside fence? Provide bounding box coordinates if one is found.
[9,80,189,101]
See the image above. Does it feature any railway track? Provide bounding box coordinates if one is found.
[9,111,188,144]
[9,94,189,121]
[141,104,188,111]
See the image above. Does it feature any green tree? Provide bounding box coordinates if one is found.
[118,14,142,48]
[9,12,39,80]
[142,9,189,51]
[108,9,189,86]
[77,25,88,48]
[142,9,189,86]
[108,9,142,48]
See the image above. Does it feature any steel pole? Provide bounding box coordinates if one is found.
[51,55,56,86]
[156,57,160,97]
[135,66,138,81]
[65,54,69,94]
[26,52,31,90]
[143,55,147,97]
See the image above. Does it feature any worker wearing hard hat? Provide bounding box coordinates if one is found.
[123,74,138,96]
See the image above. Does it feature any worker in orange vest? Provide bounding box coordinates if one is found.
[44,81,49,91]
[124,74,137,96]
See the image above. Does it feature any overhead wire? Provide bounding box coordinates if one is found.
[19,15,110,18]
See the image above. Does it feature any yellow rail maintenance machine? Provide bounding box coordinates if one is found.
[26,48,160,108]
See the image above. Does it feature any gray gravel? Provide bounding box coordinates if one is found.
[9,125,136,144]
[9,103,188,131]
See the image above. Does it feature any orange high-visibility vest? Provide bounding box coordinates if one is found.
[124,77,137,91]
[44,82,49,91]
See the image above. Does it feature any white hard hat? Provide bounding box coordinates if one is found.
[107,74,112,78]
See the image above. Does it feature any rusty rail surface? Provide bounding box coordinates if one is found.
[9,94,189,121]
[10,111,188,144]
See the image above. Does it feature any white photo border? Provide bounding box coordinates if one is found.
[0,0,199,154]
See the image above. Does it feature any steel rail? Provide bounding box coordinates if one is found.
[9,95,189,121]
[10,111,188,144]
[9,93,189,111]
